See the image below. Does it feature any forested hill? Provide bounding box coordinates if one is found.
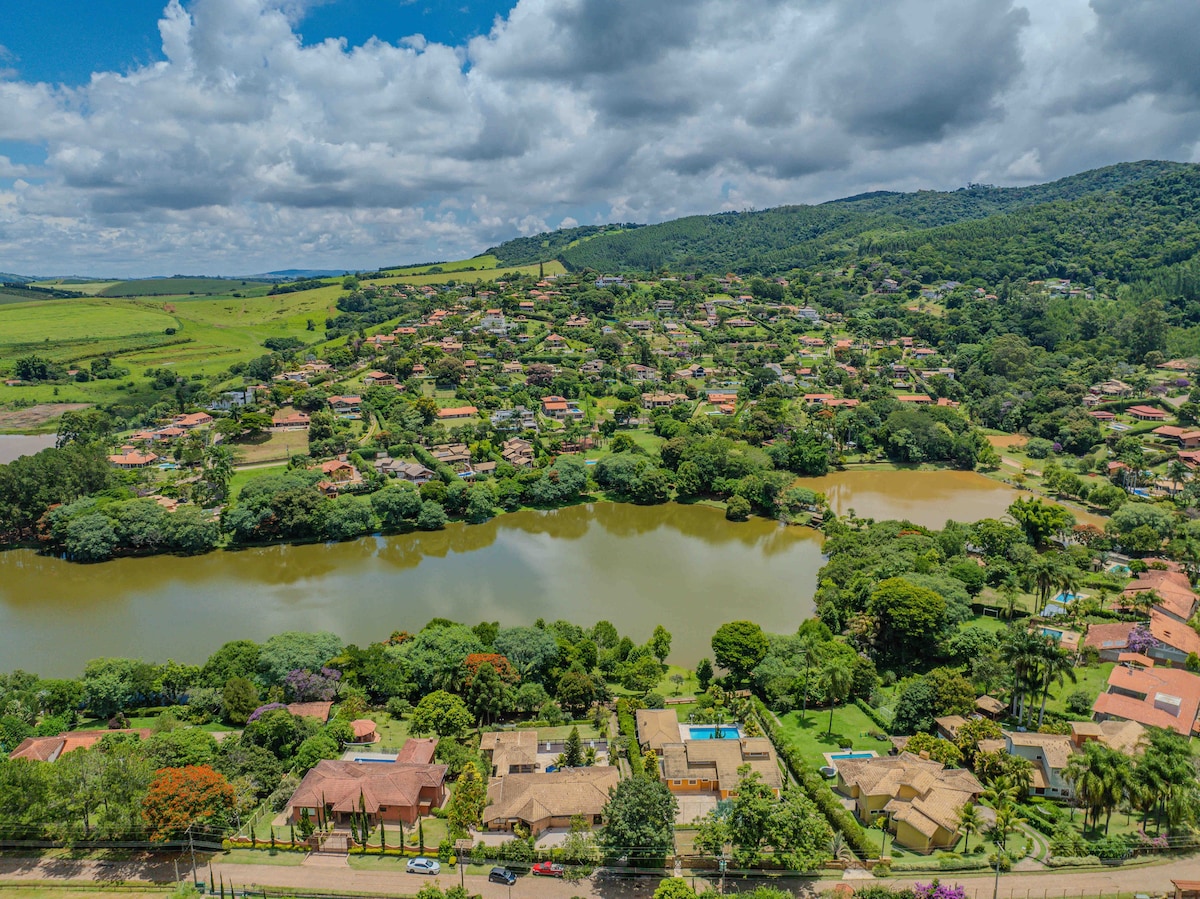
[488,160,1200,283]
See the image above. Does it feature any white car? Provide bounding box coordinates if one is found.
[406,857,441,875]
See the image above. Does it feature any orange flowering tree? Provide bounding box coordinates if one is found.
[142,765,237,840]
[463,653,520,686]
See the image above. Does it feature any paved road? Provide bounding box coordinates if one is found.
[2,853,1199,898]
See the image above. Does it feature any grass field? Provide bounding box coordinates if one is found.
[229,464,287,498]
[775,704,891,769]
[97,277,272,297]
[31,280,123,295]
[364,260,564,288]
[0,301,180,347]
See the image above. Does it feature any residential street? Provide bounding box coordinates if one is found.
[2,853,1199,899]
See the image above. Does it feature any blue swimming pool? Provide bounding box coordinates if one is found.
[355,758,393,763]
[830,751,876,760]
[688,725,742,740]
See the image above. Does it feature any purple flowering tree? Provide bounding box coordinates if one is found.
[284,667,342,702]
[1127,625,1158,655]
[247,702,287,723]
[913,882,968,899]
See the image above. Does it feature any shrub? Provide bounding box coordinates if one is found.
[872,863,892,877]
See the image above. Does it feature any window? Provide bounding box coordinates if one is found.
[688,780,696,786]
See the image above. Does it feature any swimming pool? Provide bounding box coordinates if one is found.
[829,751,876,760]
[355,757,394,763]
[688,725,742,740]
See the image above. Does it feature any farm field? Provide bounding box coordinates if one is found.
[364,259,564,287]
[30,280,122,295]
[96,277,273,297]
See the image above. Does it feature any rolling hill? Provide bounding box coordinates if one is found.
[487,160,1200,284]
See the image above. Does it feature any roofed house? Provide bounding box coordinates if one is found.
[9,729,152,762]
[271,410,311,430]
[107,451,159,469]
[174,412,214,429]
[974,695,1006,719]
[395,738,438,764]
[480,730,540,776]
[328,395,362,414]
[437,406,479,421]
[364,371,397,386]
[1123,569,1198,623]
[484,767,619,835]
[1084,622,1134,661]
[1005,732,1074,799]
[1093,660,1200,735]
[288,757,448,826]
[287,701,333,722]
[1069,719,1145,755]
[636,709,681,753]
[1127,405,1168,421]
[659,738,781,799]
[349,719,378,743]
[835,753,983,853]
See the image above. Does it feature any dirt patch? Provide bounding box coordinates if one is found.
[987,433,1028,448]
[0,402,92,430]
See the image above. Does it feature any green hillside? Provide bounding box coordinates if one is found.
[487,160,1198,282]
[97,277,272,297]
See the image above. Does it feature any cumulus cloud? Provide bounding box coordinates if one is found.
[1,0,1199,275]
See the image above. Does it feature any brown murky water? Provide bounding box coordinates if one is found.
[0,434,57,464]
[0,502,823,676]
[800,468,1102,528]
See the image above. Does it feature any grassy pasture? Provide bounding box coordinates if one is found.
[364,259,564,287]
[31,280,122,295]
[0,300,179,347]
[378,254,500,275]
[97,277,272,297]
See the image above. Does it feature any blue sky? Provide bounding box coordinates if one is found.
[3,0,512,85]
[0,0,1198,277]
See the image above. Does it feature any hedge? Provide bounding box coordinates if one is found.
[1046,856,1103,867]
[854,698,892,734]
[752,699,874,859]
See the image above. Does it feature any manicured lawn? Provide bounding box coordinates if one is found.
[231,430,307,465]
[219,849,305,866]
[775,704,891,769]
[1038,661,1114,718]
[373,713,412,750]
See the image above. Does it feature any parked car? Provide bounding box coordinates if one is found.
[488,867,517,885]
[531,862,565,877]
[406,858,441,875]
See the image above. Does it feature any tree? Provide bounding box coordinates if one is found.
[409,691,473,739]
[818,661,853,735]
[958,802,982,853]
[905,732,963,767]
[465,663,506,725]
[417,500,447,530]
[222,677,260,725]
[1008,497,1073,548]
[727,767,831,869]
[446,760,486,834]
[725,495,751,521]
[258,632,343,686]
[142,765,236,840]
[293,734,340,773]
[564,726,584,768]
[867,577,947,666]
[649,625,672,665]
[696,658,714,692]
[600,777,677,866]
[711,621,769,682]
[653,879,697,899]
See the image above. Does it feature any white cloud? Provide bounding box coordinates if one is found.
[1,0,1199,275]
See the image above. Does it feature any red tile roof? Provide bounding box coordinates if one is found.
[1093,664,1200,735]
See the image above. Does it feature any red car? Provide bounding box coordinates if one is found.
[531,862,565,877]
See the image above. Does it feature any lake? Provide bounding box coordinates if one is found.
[0,502,824,677]
[800,468,1104,528]
[0,469,1102,677]
[0,434,57,464]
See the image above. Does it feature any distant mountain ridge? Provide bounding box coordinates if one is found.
[487,160,1200,284]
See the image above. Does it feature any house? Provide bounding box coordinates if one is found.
[287,701,333,722]
[365,334,398,347]
[659,738,782,799]
[1127,405,1168,421]
[1148,609,1200,662]
[1069,719,1145,755]
[491,407,538,432]
[540,396,583,420]
[287,757,448,826]
[107,451,159,469]
[1005,732,1075,799]
[641,392,688,410]
[974,695,1006,720]
[319,459,359,484]
[328,395,362,414]
[896,394,933,405]
[934,715,967,741]
[835,753,983,853]
[395,738,438,764]
[9,729,152,762]
[364,371,397,386]
[349,719,378,743]
[1122,569,1198,623]
[174,412,214,429]
[430,443,471,466]
[625,364,661,381]
[544,334,567,350]
[502,438,535,468]
[377,458,436,485]
[271,410,311,431]
[484,768,619,835]
[437,406,479,421]
[636,709,681,753]
[1084,622,1135,661]
[1091,379,1133,397]
[1088,410,1117,422]
[1092,659,1200,735]
[480,730,539,776]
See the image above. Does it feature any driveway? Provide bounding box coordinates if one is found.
[674,792,719,825]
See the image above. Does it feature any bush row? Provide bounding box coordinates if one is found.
[752,699,874,859]
[853,698,892,734]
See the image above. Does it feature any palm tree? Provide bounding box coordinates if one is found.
[1036,644,1077,728]
[1003,629,1047,726]
[957,802,982,853]
[1065,741,1130,834]
[1030,554,1062,616]
[1056,566,1082,608]
[1168,459,1190,496]
[988,799,1027,899]
[819,660,854,736]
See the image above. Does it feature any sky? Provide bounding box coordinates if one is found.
[1,0,1200,277]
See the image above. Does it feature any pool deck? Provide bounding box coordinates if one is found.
[822,749,878,772]
[678,723,743,741]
